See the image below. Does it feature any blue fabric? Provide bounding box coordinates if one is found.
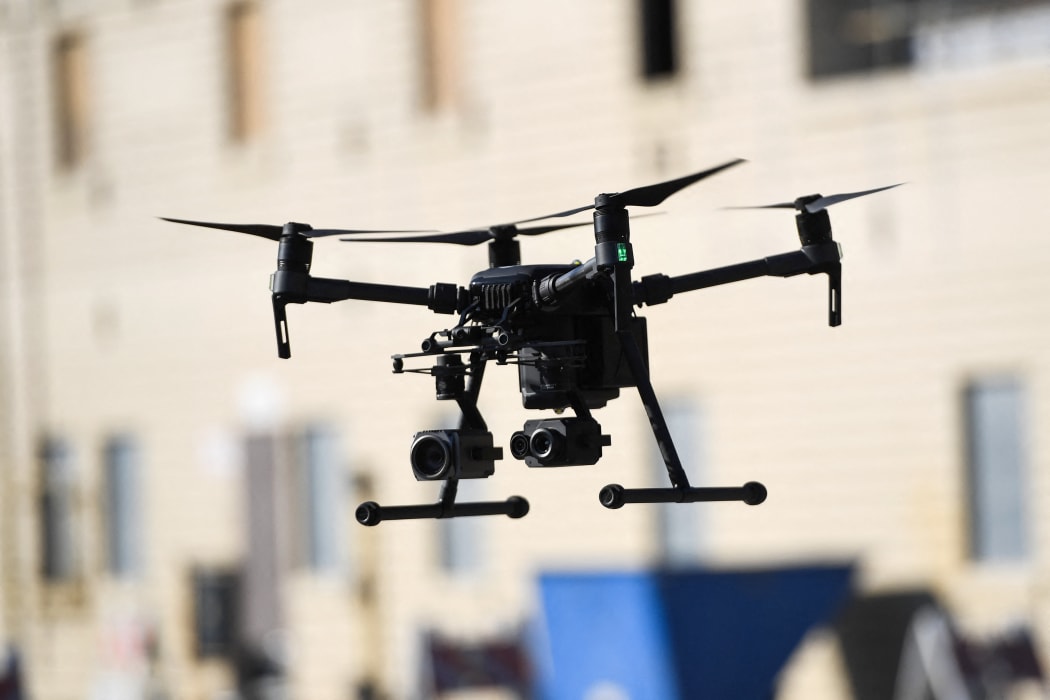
[535,564,853,699]
[536,572,679,699]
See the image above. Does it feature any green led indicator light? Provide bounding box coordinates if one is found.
[617,243,629,262]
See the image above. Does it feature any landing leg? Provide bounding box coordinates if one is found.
[598,330,767,509]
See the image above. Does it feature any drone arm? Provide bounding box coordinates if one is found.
[633,241,842,325]
[534,257,600,305]
[307,276,430,305]
[269,273,464,358]
[316,277,465,314]
[271,271,463,312]
[636,259,768,305]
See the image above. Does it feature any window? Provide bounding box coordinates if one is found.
[964,379,1030,563]
[294,426,347,574]
[102,434,142,577]
[226,1,265,141]
[193,568,241,659]
[914,1,1050,71]
[243,426,348,586]
[419,0,463,112]
[40,436,77,581]
[806,0,1050,79]
[805,0,917,79]
[639,0,679,80]
[807,0,916,77]
[53,31,90,168]
[652,400,706,565]
[242,433,285,643]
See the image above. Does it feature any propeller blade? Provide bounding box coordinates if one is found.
[342,230,493,246]
[307,227,437,238]
[723,203,796,211]
[617,158,747,208]
[515,213,660,233]
[513,220,593,236]
[510,203,596,225]
[340,220,594,247]
[509,158,746,224]
[160,217,284,241]
[162,217,435,240]
[726,183,904,213]
[803,183,904,213]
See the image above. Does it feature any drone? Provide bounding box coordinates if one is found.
[164,161,899,526]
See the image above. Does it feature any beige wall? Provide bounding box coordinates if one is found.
[1,1,1048,698]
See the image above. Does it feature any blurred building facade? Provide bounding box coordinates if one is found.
[0,0,1048,698]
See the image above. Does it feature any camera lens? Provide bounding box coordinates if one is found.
[530,428,561,461]
[410,434,453,480]
[509,432,530,460]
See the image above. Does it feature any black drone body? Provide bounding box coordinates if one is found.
[164,164,900,525]
[414,261,641,411]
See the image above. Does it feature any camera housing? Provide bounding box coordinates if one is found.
[509,418,611,468]
[409,429,501,481]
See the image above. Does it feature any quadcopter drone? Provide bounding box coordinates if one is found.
[164,160,899,526]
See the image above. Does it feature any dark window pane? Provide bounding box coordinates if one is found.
[640,0,678,79]
[806,0,916,79]
[40,437,76,581]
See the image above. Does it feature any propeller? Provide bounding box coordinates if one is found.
[161,216,435,358]
[511,157,747,223]
[727,183,904,214]
[337,220,593,246]
[159,217,433,241]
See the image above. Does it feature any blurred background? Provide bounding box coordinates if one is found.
[0,0,1048,698]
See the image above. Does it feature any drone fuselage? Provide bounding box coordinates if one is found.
[421,263,648,412]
